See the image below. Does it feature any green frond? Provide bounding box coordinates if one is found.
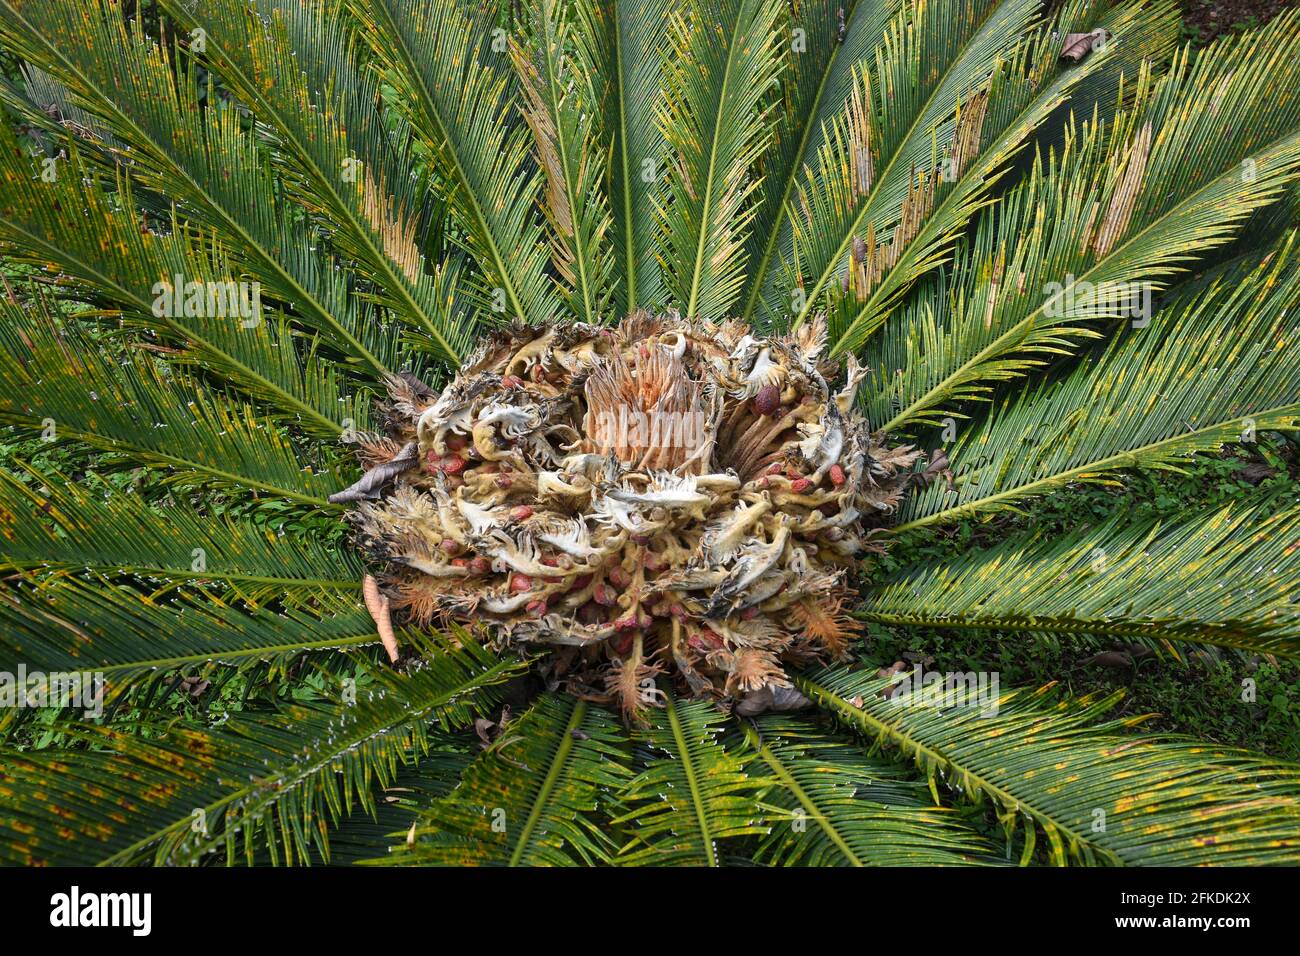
[512,0,617,323]
[0,638,522,866]
[745,716,992,865]
[387,694,632,866]
[799,667,1300,865]
[607,0,670,311]
[158,0,478,362]
[341,0,559,328]
[894,232,1300,530]
[0,298,347,507]
[0,128,359,438]
[656,0,786,321]
[776,0,1044,332]
[869,492,1300,657]
[875,14,1300,433]
[739,0,901,324]
[0,0,397,380]
[298,741,474,865]
[0,574,378,687]
[0,464,360,603]
[612,692,771,865]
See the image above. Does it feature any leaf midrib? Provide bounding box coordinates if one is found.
[892,401,1300,531]
[0,0,390,380]
[168,0,462,362]
[508,698,587,866]
[882,129,1300,434]
[665,693,717,866]
[796,673,1111,865]
[101,656,521,866]
[743,723,864,865]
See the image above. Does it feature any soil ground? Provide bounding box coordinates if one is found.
[1180,0,1294,44]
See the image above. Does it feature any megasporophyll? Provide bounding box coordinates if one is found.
[336,313,947,719]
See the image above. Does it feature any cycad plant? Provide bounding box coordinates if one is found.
[0,0,1298,867]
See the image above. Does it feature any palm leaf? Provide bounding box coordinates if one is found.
[745,715,992,865]
[739,0,901,324]
[0,298,346,507]
[776,0,1044,333]
[512,0,617,323]
[656,0,785,320]
[158,0,478,362]
[341,0,559,327]
[0,576,379,686]
[800,666,1300,865]
[0,0,397,379]
[894,231,1300,529]
[297,741,474,865]
[868,492,1300,657]
[875,15,1300,434]
[0,127,358,438]
[0,464,360,603]
[606,0,671,311]
[388,694,632,865]
[0,638,523,865]
[611,692,772,865]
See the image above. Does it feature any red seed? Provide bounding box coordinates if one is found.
[470,556,492,574]
[689,627,723,651]
[510,573,532,593]
[441,455,466,475]
[526,599,548,617]
[741,606,759,620]
[790,478,813,494]
[610,632,634,656]
[754,384,780,416]
[446,434,468,451]
[765,462,785,476]
[643,551,664,572]
[670,603,688,620]
[531,363,546,382]
[829,464,846,486]
[593,583,617,606]
[501,374,524,389]
[495,473,514,489]
[608,566,632,589]
[510,505,534,521]
[638,611,654,629]
[451,557,470,568]
[570,574,593,591]
[614,615,639,632]
[439,539,461,555]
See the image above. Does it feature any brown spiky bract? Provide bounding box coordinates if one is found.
[342,313,922,719]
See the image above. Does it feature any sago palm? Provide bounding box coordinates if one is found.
[0,0,1298,867]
